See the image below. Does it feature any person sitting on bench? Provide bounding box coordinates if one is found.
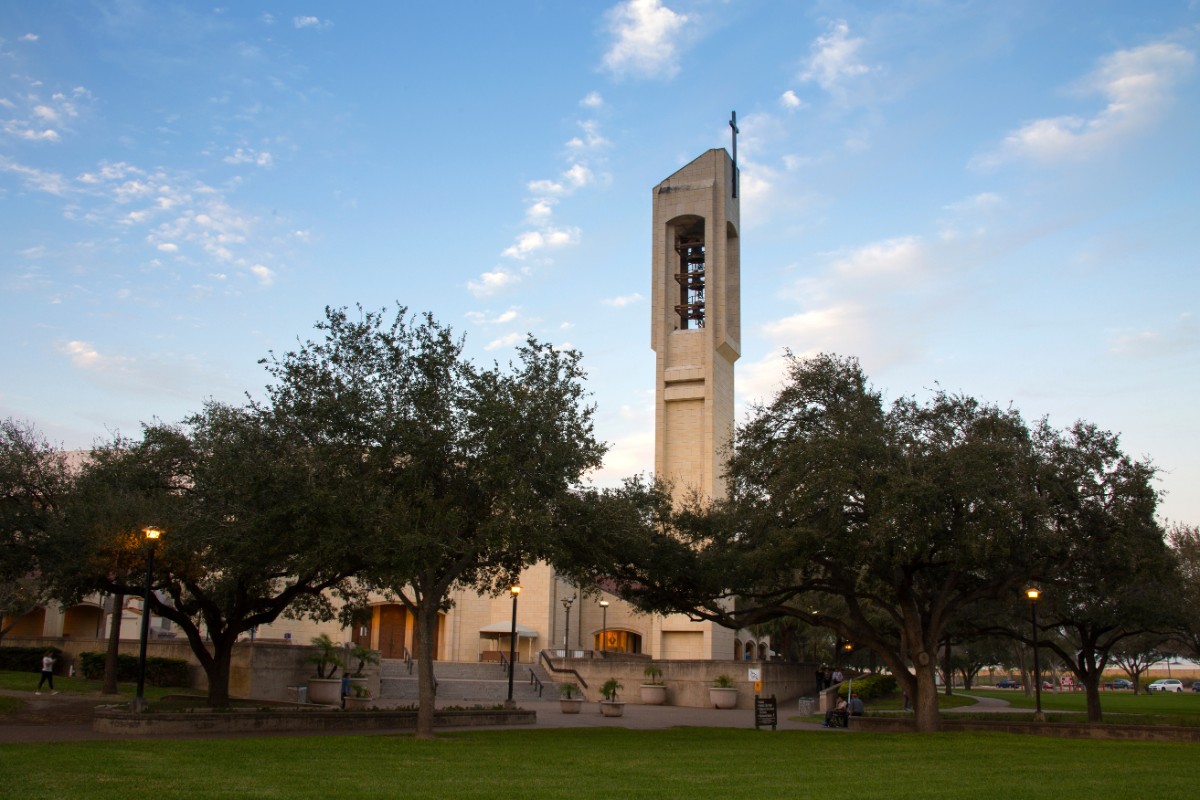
[848,692,864,718]
[823,696,849,727]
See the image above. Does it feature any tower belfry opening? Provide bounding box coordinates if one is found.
[673,221,706,329]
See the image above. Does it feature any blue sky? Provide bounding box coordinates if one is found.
[2,1,1197,524]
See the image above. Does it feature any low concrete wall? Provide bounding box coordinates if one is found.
[557,655,815,710]
[6,636,379,703]
[94,707,535,736]
[851,715,1200,742]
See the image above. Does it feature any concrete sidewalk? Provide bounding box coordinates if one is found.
[0,689,827,743]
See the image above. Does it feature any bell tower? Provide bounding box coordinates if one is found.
[647,145,741,661]
[651,148,741,502]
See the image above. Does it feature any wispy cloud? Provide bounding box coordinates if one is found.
[484,332,523,352]
[581,91,604,108]
[293,16,332,30]
[5,156,281,288]
[0,158,70,194]
[468,268,523,298]
[223,147,273,167]
[604,292,644,308]
[975,41,1195,168]
[0,83,90,144]
[60,340,133,372]
[1109,313,1197,356]
[601,0,690,80]
[19,33,39,43]
[780,90,806,110]
[501,227,581,260]
[796,19,872,100]
[466,308,520,325]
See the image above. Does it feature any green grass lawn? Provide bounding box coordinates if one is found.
[0,728,1196,799]
[0,669,200,705]
[965,687,1200,724]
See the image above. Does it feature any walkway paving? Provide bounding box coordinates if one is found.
[0,689,826,743]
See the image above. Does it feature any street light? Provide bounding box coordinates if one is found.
[561,594,576,656]
[506,585,521,707]
[134,526,163,712]
[1026,587,1044,722]
[599,599,610,655]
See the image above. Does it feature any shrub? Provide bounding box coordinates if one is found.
[837,673,897,701]
[0,646,62,672]
[78,652,190,686]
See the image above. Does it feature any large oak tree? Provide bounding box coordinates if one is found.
[44,403,369,706]
[261,306,606,738]
[557,354,1055,732]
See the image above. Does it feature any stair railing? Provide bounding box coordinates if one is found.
[528,668,544,697]
[539,649,589,689]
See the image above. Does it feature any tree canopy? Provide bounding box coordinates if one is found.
[558,353,1061,732]
[260,305,606,736]
[43,402,370,706]
[0,419,69,641]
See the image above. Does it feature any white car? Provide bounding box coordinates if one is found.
[1147,679,1184,693]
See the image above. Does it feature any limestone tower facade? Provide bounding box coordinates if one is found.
[648,148,741,659]
[651,148,740,501]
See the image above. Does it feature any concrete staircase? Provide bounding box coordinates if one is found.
[379,659,554,704]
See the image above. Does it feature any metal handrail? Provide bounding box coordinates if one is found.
[529,668,544,697]
[539,649,589,689]
[404,648,413,675]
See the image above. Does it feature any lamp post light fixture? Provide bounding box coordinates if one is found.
[134,526,163,712]
[561,594,576,656]
[1026,587,1044,722]
[599,599,610,655]
[506,585,521,708]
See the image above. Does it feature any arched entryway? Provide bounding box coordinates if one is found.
[593,629,642,654]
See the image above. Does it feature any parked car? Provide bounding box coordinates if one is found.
[1105,678,1133,690]
[1147,679,1184,693]
[1193,682,1200,693]
[995,679,1021,689]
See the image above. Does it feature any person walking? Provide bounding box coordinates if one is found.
[36,651,58,695]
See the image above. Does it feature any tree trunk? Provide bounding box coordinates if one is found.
[102,592,124,694]
[1082,673,1103,722]
[201,635,236,708]
[414,603,439,739]
[912,651,942,732]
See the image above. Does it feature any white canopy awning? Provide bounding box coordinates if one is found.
[479,622,539,639]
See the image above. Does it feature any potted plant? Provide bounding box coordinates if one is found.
[306,634,345,706]
[599,677,625,717]
[640,663,667,705]
[343,682,374,710]
[710,673,738,709]
[559,681,583,713]
[347,643,380,695]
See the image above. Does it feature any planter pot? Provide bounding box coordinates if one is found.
[640,684,667,705]
[709,687,738,709]
[599,700,625,717]
[559,698,583,714]
[344,695,374,711]
[307,678,342,706]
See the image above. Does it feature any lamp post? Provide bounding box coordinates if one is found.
[134,526,163,712]
[561,594,575,656]
[506,585,521,707]
[1026,587,1044,722]
[599,599,609,655]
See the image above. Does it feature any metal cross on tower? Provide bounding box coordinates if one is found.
[729,110,739,198]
